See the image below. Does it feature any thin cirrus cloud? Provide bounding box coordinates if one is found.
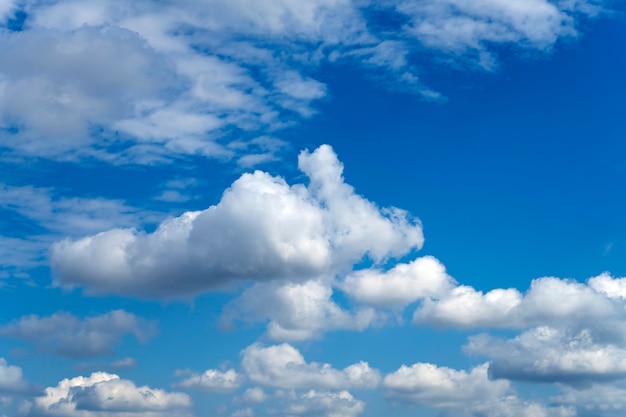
[0,310,157,358]
[0,0,604,163]
[50,145,424,298]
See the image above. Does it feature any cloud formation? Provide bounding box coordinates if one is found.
[221,279,378,341]
[0,0,604,162]
[0,358,31,395]
[51,145,423,298]
[240,343,381,390]
[23,372,193,417]
[0,310,157,358]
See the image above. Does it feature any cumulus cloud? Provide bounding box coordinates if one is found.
[241,343,381,390]
[466,326,626,385]
[222,279,378,341]
[341,256,454,309]
[23,372,193,417]
[383,361,574,416]
[177,369,242,393]
[241,388,267,404]
[0,358,31,395]
[0,310,157,358]
[414,274,625,329]
[384,362,509,407]
[51,145,423,298]
[282,390,365,417]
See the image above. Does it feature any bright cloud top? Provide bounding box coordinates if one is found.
[50,145,423,297]
[23,372,193,417]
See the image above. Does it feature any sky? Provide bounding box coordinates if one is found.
[0,0,625,416]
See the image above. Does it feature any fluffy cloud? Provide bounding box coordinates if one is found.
[240,343,381,390]
[384,362,574,416]
[221,279,378,341]
[341,256,454,308]
[0,0,605,161]
[23,372,193,417]
[0,358,31,395]
[414,274,625,329]
[282,390,365,417]
[51,145,423,298]
[177,369,242,393]
[466,326,626,385]
[384,362,509,407]
[0,310,157,358]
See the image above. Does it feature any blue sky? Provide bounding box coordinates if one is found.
[0,1,625,416]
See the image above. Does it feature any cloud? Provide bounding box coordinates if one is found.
[395,0,589,69]
[383,361,574,416]
[51,145,423,298]
[384,362,509,408]
[221,279,378,341]
[0,358,31,395]
[553,382,626,417]
[0,310,157,358]
[466,326,626,386]
[240,343,381,390]
[0,0,605,162]
[414,274,625,329]
[0,183,155,269]
[177,369,242,393]
[282,390,365,417]
[341,256,455,309]
[241,388,267,404]
[23,372,193,417]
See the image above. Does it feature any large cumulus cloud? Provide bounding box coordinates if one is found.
[50,145,423,297]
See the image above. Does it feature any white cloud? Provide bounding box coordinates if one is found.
[341,256,454,308]
[0,183,154,269]
[0,310,157,358]
[384,362,509,407]
[241,388,267,404]
[23,372,193,417]
[222,279,378,341]
[177,369,242,393]
[51,145,423,298]
[553,382,626,416]
[283,390,365,417]
[0,0,604,162]
[384,361,574,416]
[395,0,581,69]
[414,274,624,329]
[0,358,30,395]
[466,326,626,385]
[241,343,380,390]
